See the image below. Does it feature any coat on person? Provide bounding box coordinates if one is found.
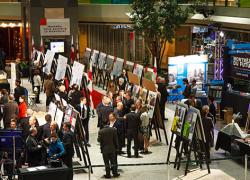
[3,100,19,129]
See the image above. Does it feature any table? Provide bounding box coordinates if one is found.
[18,164,72,180]
[0,79,10,92]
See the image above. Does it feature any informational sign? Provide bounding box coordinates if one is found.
[90,50,99,67]
[231,54,250,80]
[127,71,140,85]
[48,102,57,121]
[171,104,187,134]
[182,108,198,140]
[55,55,68,80]
[98,52,107,70]
[124,61,134,72]
[105,55,114,73]
[10,63,16,93]
[55,108,64,129]
[40,18,70,36]
[44,50,55,75]
[83,48,91,64]
[112,57,124,77]
[70,61,85,86]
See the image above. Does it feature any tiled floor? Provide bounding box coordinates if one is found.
[14,79,250,180]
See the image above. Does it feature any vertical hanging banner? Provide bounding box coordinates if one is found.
[10,63,16,93]
[44,50,55,75]
[70,61,85,86]
[55,55,68,80]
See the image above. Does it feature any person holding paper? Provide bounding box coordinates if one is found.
[26,127,43,167]
[48,132,65,160]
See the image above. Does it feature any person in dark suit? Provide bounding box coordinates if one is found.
[201,105,214,162]
[185,94,203,112]
[182,78,191,99]
[124,91,134,114]
[26,127,43,167]
[99,98,114,129]
[76,97,91,146]
[157,77,168,120]
[3,95,19,129]
[42,114,52,139]
[98,125,120,179]
[96,96,107,128]
[113,102,125,118]
[69,84,83,108]
[14,80,25,104]
[124,105,140,158]
[109,112,125,154]
[208,96,217,124]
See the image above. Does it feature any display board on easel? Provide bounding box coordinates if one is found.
[142,78,156,92]
[127,71,140,85]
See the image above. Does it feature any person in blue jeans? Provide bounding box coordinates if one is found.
[48,132,65,160]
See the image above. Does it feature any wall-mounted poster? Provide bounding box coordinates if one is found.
[55,108,64,129]
[70,61,85,86]
[90,50,99,67]
[48,102,57,121]
[44,50,55,75]
[98,52,107,70]
[124,61,134,72]
[171,103,187,134]
[133,64,144,78]
[55,55,68,80]
[106,55,114,73]
[112,57,124,77]
[182,108,198,140]
[147,91,157,118]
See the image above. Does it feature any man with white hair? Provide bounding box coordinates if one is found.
[99,97,114,129]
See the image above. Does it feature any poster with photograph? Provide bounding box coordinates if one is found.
[187,63,205,83]
[124,61,134,72]
[147,91,157,118]
[171,104,187,134]
[140,88,148,103]
[144,68,154,81]
[133,64,144,78]
[83,48,91,64]
[90,50,99,67]
[44,50,55,75]
[70,61,85,86]
[48,102,57,121]
[64,105,73,123]
[132,84,140,99]
[55,55,68,80]
[112,57,124,77]
[55,108,64,129]
[182,109,198,140]
[106,55,114,73]
[98,52,107,70]
[70,109,79,132]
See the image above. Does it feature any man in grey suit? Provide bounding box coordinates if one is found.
[3,95,19,129]
[98,124,120,179]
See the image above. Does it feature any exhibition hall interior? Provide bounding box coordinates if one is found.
[0,0,250,180]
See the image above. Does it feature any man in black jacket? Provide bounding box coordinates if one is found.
[124,105,140,158]
[62,122,74,169]
[76,97,91,146]
[98,125,120,179]
[14,80,25,104]
[26,127,42,167]
[124,91,134,114]
[99,97,113,129]
[69,84,83,108]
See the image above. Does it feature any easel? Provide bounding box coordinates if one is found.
[176,107,210,175]
[166,103,188,166]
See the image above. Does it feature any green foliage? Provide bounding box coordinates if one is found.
[130,0,201,67]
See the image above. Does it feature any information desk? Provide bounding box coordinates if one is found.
[0,79,10,92]
[18,164,72,180]
[222,91,250,127]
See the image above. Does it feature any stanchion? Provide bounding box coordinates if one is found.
[245,154,247,180]
[88,164,91,180]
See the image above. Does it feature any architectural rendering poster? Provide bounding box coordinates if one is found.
[144,68,154,81]
[112,57,124,77]
[55,108,64,129]
[132,84,140,99]
[106,55,114,73]
[171,105,186,134]
[55,55,68,80]
[90,50,99,67]
[98,52,107,70]
[168,55,208,94]
[44,50,55,75]
[83,48,91,64]
[64,105,73,123]
[70,61,85,86]
[147,91,157,118]
[182,109,198,140]
[124,61,134,72]
[133,64,144,78]
[48,102,57,121]
[70,109,79,132]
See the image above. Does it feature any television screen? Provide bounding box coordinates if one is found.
[50,41,64,53]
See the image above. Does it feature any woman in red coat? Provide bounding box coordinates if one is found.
[18,95,27,119]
